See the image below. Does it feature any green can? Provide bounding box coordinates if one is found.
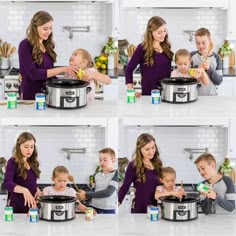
[7,93,17,109]
[4,207,13,221]
[127,89,136,103]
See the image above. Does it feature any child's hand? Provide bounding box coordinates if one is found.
[34,187,42,198]
[77,202,87,212]
[77,190,86,200]
[135,92,141,98]
[81,72,93,82]
[205,189,217,200]
[199,60,210,70]
[172,191,183,200]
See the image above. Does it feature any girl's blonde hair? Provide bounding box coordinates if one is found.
[75,48,94,68]
[26,11,57,65]
[161,166,176,179]
[143,16,174,66]
[12,132,41,179]
[174,49,191,63]
[133,133,162,183]
[52,166,69,179]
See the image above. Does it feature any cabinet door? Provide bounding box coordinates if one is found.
[228,119,236,158]
[0,194,7,214]
[121,0,228,8]
[0,79,3,100]
[103,79,118,100]
[227,0,236,39]
[218,77,235,96]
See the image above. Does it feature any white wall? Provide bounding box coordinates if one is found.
[119,8,227,53]
[0,126,106,184]
[119,126,228,184]
[0,1,112,66]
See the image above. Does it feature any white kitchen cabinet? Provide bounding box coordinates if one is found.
[228,119,236,158]
[218,77,236,96]
[103,79,118,100]
[0,194,7,214]
[227,0,236,39]
[0,79,3,100]
[121,0,228,8]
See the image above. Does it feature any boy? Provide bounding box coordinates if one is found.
[194,153,235,214]
[191,28,223,96]
[78,148,118,214]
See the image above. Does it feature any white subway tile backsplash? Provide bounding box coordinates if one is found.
[0,2,111,66]
[119,126,228,184]
[120,8,227,52]
[0,126,106,184]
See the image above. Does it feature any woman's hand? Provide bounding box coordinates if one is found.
[63,66,78,77]
[23,188,36,208]
[34,187,42,198]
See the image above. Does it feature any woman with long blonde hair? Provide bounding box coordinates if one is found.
[4,132,41,213]
[118,133,162,213]
[125,16,173,96]
[18,11,78,100]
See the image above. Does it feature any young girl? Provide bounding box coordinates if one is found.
[3,132,41,213]
[191,28,223,96]
[68,48,112,101]
[171,49,209,86]
[155,167,185,201]
[118,133,162,213]
[125,16,173,96]
[43,166,86,212]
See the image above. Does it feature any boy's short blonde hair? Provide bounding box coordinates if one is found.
[161,166,176,178]
[174,49,191,62]
[194,153,216,165]
[195,28,211,38]
[99,148,116,159]
[52,166,69,178]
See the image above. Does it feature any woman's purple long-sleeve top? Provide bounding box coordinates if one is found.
[3,157,37,213]
[118,161,161,213]
[125,43,172,95]
[18,38,56,100]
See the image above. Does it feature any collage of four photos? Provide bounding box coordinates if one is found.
[0,0,236,235]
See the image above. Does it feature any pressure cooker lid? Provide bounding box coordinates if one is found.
[37,195,76,203]
[46,79,90,88]
[161,77,198,85]
[160,196,198,203]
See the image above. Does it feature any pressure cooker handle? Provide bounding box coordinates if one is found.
[197,83,202,90]
[86,86,92,94]
[41,87,48,95]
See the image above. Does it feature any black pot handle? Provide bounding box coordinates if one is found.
[86,86,92,94]
[197,83,202,90]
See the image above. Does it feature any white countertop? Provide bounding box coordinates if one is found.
[1,213,236,236]
[0,100,117,125]
[118,96,236,126]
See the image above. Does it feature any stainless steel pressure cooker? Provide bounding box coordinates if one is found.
[45,79,91,109]
[160,196,198,221]
[160,78,200,103]
[37,195,76,221]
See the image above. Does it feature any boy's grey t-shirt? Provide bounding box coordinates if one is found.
[201,175,236,214]
[89,170,118,210]
[191,51,223,96]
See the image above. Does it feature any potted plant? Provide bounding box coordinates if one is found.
[103,37,118,69]
[218,40,232,68]
[219,158,232,175]
[118,51,128,70]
